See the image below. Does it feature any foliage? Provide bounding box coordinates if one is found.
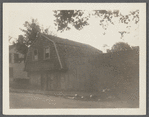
[9,36,13,43]
[54,10,139,31]
[19,19,41,46]
[13,19,56,61]
[15,35,28,54]
[54,10,90,32]
[110,42,132,52]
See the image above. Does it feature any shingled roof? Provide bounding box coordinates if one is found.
[25,33,103,71]
[41,34,103,69]
[42,34,102,56]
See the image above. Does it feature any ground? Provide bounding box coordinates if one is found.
[10,92,138,108]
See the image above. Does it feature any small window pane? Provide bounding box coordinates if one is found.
[44,47,50,59]
[45,48,50,53]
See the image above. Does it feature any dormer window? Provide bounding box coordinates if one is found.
[33,49,38,61]
[44,47,50,59]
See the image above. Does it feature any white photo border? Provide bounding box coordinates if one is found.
[3,3,146,115]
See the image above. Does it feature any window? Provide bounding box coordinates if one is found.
[9,53,12,63]
[33,49,38,61]
[14,53,19,63]
[9,67,13,77]
[44,47,50,59]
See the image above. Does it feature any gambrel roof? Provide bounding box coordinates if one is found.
[42,34,102,57]
[25,33,103,71]
[41,34,102,69]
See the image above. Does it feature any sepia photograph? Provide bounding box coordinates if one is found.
[3,3,146,115]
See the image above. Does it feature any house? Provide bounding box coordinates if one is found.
[25,33,139,94]
[9,45,29,83]
[25,33,105,91]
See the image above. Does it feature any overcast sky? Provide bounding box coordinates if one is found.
[6,3,139,52]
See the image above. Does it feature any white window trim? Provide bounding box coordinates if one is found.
[44,46,50,60]
[32,49,38,61]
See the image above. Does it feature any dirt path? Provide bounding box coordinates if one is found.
[10,92,138,108]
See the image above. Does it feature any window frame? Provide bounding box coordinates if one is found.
[44,46,50,60]
[32,49,38,61]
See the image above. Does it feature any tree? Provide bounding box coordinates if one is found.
[110,42,132,52]
[54,10,89,32]
[9,36,13,45]
[19,19,41,46]
[13,19,56,62]
[12,35,28,62]
[54,10,139,32]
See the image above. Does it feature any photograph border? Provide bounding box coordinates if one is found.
[2,2,147,115]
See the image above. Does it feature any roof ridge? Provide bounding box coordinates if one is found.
[43,34,98,48]
[41,34,63,69]
[42,33,102,53]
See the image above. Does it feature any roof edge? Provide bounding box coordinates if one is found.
[41,34,63,69]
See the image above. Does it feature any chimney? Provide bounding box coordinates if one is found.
[18,35,24,44]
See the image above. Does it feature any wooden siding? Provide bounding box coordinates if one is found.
[26,34,139,92]
[25,35,60,71]
[30,72,41,86]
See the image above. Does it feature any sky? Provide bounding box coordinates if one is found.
[6,3,139,52]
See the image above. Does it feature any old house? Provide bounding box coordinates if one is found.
[25,33,139,94]
[25,33,104,91]
[9,45,29,82]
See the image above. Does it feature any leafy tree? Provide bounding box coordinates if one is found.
[54,10,139,53]
[131,46,139,51]
[9,36,12,42]
[54,10,89,32]
[19,19,41,46]
[12,35,28,62]
[54,10,139,32]
[9,36,13,45]
[110,42,132,52]
[13,19,56,62]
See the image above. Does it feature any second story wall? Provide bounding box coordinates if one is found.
[25,35,60,72]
